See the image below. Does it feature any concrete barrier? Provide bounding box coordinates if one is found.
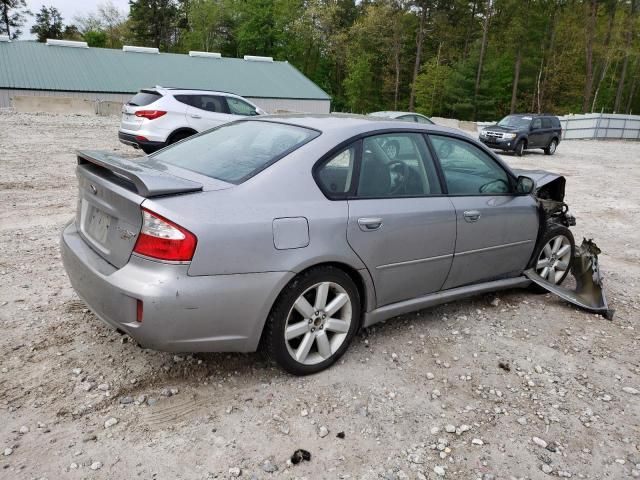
[96,101,124,116]
[12,95,96,115]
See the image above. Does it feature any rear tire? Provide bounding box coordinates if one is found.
[544,138,558,155]
[264,266,361,375]
[514,140,525,156]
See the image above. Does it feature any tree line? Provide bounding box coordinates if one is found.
[1,0,639,120]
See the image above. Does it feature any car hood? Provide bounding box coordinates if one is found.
[484,125,521,133]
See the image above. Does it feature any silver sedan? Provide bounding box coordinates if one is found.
[61,114,575,374]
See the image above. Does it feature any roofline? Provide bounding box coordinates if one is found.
[0,86,331,101]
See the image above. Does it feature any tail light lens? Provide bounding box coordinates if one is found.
[135,110,167,120]
[133,208,197,261]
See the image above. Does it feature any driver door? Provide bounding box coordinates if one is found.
[428,134,539,289]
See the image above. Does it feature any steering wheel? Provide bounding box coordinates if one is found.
[479,179,510,194]
[388,160,409,195]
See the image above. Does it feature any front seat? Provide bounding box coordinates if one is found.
[358,150,390,197]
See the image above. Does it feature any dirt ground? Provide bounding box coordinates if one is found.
[1,112,639,480]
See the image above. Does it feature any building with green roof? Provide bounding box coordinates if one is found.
[0,39,331,113]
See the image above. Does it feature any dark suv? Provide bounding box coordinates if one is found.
[479,114,562,156]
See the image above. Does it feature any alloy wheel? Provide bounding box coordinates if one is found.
[549,140,557,154]
[284,281,353,365]
[536,234,572,284]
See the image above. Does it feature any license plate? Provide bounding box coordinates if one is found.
[87,207,111,244]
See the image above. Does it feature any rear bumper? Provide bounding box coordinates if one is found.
[61,221,294,352]
[118,131,166,153]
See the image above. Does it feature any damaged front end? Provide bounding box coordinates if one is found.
[516,170,614,320]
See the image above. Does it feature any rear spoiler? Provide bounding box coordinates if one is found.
[77,150,203,197]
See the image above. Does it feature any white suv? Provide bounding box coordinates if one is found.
[118,87,267,153]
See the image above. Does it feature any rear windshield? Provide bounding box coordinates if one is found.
[128,90,162,106]
[152,121,319,184]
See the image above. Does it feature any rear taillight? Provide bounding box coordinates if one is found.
[135,110,166,120]
[133,208,197,261]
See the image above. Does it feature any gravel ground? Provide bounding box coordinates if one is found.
[1,112,639,480]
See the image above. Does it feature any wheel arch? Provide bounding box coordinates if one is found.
[167,127,197,144]
[255,261,375,352]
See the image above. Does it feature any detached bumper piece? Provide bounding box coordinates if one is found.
[524,239,614,320]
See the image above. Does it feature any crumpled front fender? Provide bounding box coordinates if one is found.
[524,239,614,320]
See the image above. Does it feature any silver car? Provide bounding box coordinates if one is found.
[61,115,576,375]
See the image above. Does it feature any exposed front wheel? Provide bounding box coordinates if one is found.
[264,267,360,375]
[544,139,558,155]
[532,225,575,286]
[514,140,525,156]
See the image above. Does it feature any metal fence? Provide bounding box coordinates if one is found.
[559,113,640,140]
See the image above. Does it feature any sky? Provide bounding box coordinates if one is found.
[22,0,131,39]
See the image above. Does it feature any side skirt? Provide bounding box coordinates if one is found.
[363,276,531,328]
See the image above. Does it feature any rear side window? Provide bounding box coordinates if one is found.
[357,133,442,198]
[152,121,319,183]
[176,95,228,113]
[542,117,552,128]
[128,90,161,106]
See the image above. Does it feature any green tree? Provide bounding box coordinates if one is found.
[128,0,179,50]
[30,5,64,42]
[84,30,108,47]
[1,0,29,39]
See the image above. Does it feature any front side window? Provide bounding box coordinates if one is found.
[398,115,417,123]
[153,121,318,183]
[430,135,511,195]
[227,97,257,116]
[532,118,542,129]
[316,146,356,197]
[356,133,442,198]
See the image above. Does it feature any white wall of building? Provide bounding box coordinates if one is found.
[0,89,330,114]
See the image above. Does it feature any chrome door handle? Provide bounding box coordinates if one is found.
[357,217,383,231]
[190,114,202,119]
[463,210,481,222]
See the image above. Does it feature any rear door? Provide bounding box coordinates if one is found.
[528,117,544,147]
[179,94,233,131]
[343,132,456,307]
[541,117,554,145]
[428,134,539,289]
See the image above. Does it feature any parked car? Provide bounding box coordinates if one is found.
[62,115,576,375]
[369,111,435,124]
[479,113,562,156]
[368,112,435,159]
[118,86,267,153]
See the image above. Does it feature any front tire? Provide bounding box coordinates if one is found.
[514,140,525,156]
[544,138,558,155]
[530,224,575,288]
[264,266,361,375]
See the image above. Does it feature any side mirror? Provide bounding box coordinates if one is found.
[516,175,535,194]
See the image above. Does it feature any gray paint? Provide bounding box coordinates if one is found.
[61,115,551,354]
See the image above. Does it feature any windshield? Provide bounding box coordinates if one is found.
[497,115,532,128]
[152,121,319,184]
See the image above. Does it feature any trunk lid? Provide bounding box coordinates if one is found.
[120,103,144,131]
[74,150,207,269]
